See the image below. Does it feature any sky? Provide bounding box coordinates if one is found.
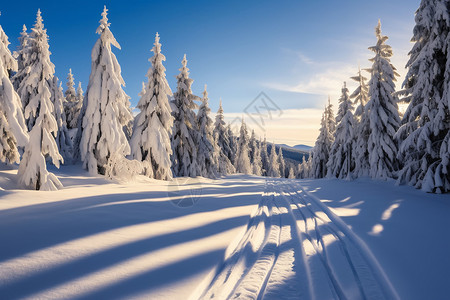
[0,0,421,146]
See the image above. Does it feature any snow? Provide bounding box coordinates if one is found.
[0,166,449,299]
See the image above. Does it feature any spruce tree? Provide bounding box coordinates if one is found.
[366,21,400,180]
[64,69,82,129]
[196,85,217,178]
[251,134,263,176]
[0,19,29,151]
[235,119,252,174]
[397,0,450,192]
[213,99,234,174]
[260,137,269,176]
[171,54,200,177]
[267,142,280,178]
[227,123,237,166]
[79,6,133,175]
[12,24,29,91]
[278,146,286,178]
[351,68,370,177]
[17,10,63,191]
[130,33,173,180]
[327,82,355,179]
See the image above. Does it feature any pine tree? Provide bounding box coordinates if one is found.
[351,68,370,177]
[12,24,29,91]
[213,99,234,174]
[79,6,133,175]
[327,82,355,179]
[0,20,29,151]
[260,137,269,176]
[64,69,82,129]
[235,119,252,174]
[366,21,400,180]
[288,166,295,179]
[17,10,63,191]
[311,98,335,178]
[397,1,450,193]
[278,146,286,178]
[196,85,217,178]
[267,142,280,178]
[130,33,173,180]
[171,54,200,177]
[251,135,263,176]
[50,77,72,161]
[227,123,237,166]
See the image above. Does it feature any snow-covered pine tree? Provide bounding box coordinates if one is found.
[130,33,173,180]
[351,68,370,177]
[16,11,63,191]
[251,135,263,176]
[260,137,269,176]
[397,1,450,193]
[12,24,29,91]
[327,82,355,179]
[196,85,217,178]
[79,6,133,175]
[213,99,234,175]
[227,123,237,166]
[0,20,29,151]
[297,155,307,179]
[288,166,295,179]
[278,146,286,178]
[235,119,252,174]
[50,77,72,161]
[249,129,257,162]
[171,54,200,177]
[366,20,400,180]
[64,69,82,129]
[267,142,280,178]
[311,104,332,178]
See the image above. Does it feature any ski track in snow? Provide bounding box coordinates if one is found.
[194,179,399,300]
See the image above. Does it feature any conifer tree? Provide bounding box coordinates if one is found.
[130,33,173,180]
[17,10,63,191]
[51,77,72,161]
[12,24,29,91]
[351,68,370,177]
[288,166,295,179]
[267,142,280,178]
[171,54,200,177]
[260,137,269,176]
[227,123,237,166]
[80,6,133,175]
[213,99,235,174]
[64,69,82,129]
[397,0,450,192]
[196,85,217,178]
[0,19,28,151]
[327,83,355,179]
[366,21,400,180]
[251,134,263,176]
[235,119,252,174]
[278,146,286,178]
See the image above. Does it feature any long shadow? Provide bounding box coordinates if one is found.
[0,184,263,263]
[0,215,251,299]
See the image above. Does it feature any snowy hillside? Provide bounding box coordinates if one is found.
[0,165,448,299]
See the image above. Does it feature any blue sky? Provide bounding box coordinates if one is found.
[1,0,421,145]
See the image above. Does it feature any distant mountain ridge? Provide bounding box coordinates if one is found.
[276,144,313,152]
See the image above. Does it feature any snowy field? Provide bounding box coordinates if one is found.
[0,165,449,299]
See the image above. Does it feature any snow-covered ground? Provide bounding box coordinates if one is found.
[0,166,449,299]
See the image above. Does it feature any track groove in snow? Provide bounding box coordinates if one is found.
[193,179,399,300]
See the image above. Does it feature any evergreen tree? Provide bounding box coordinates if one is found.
[213,99,234,174]
[17,10,63,191]
[311,102,334,179]
[196,85,217,178]
[366,21,400,180]
[351,68,370,177]
[251,135,263,176]
[227,123,237,166]
[51,77,72,161]
[0,20,29,150]
[130,33,173,180]
[64,69,82,129]
[80,6,133,175]
[12,24,29,91]
[260,137,269,176]
[327,82,355,179]
[171,54,200,177]
[235,119,252,174]
[288,166,295,179]
[267,142,280,178]
[397,0,450,193]
[278,146,286,178]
